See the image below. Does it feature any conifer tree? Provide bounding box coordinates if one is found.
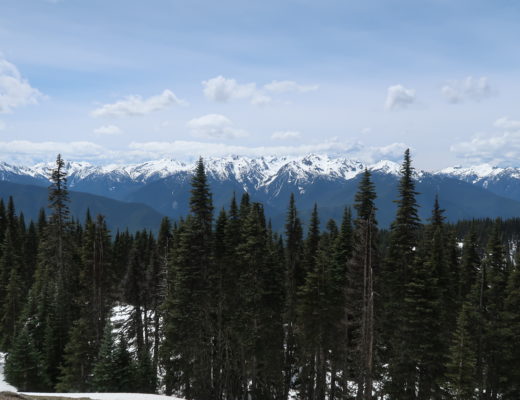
[56,318,96,392]
[480,224,508,397]
[349,168,378,400]
[383,149,422,399]
[237,202,285,399]
[81,214,113,350]
[162,158,214,400]
[445,302,478,399]
[458,229,480,305]
[112,333,135,392]
[92,320,117,392]
[0,226,23,350]
[502,257,520,398]
[4,325,50,391]
[329,207,353,399]
[296,204,321,399]
[0,263,24,351]
[283,193,304,398]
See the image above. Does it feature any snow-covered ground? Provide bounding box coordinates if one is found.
[22,393,183,400]
[0,353,16,392]
[0,353,182,400]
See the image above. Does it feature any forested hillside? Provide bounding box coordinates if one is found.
[1,152,520,399]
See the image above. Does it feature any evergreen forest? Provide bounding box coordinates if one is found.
[2,151,520,400]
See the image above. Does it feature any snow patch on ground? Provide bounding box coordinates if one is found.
[0,353,17,392]
[22,393,183,400]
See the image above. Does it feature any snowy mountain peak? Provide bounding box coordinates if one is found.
[437,164,520,182]
[6,154,520,193]
[369,160,402,175]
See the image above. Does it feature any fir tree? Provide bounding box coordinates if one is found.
[445,302,478,399]
[350,168,378,400]
[296,204,321,400]
[92,320,117,392]
[501,257,520,398]
[56,318,97,392]
[0,226,23,350]
[112,333,135,392]
[283,193,304,398]
[383,149,422,399]
[4,325,50,391]
[162,158,215,400]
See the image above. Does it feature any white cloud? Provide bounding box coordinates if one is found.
[202,76,318,105]
[0,140,108,164]
[451,117,520,165]
[91,89,186,118]
[202,76,268,104]
[93,124,122,135]
[0,56,43,114]
[441,76,494,103]
[384,84,416,111]
[0,138,408,166]
[128,139,407,164]
[264,80,318,93]
[271,130,302,140]
[187,114,248,139]
[494,117,520,132]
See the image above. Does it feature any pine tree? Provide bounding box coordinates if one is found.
[0,226,23,350]
[81,214,113,350]
[383,149,422,399]
[56,318,97,392]
[296,204,321,400]
[135,348,156,393]
[349,168,378,400]
[237,202,285,400]
[4,325,50,391]
[92,320,117,392]
[112,333,135,392]
[33,155,79,385]
[328,207,353,399]
[458,229,480,305]
[481,224,509,398]
[501,257,520,398]
[0,265,24,351]
[150,217,172,378]
[162,158,215,400]
[445,301,478,399]
[283,193,304,398]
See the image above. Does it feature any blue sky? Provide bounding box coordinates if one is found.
[1,0,520,168]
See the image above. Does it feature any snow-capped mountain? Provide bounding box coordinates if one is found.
[436,164,520,202]
[2,154,520,229]
[1,154,395,192]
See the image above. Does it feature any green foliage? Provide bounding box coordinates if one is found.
[3,153,520,400]
[56,318,96,392]
[445,302,478,399]
[4,325,50,391]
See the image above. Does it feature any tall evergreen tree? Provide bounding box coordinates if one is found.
[4,325,50,391]
[383,149,422,399]
[349,168,378,400]
[296,204,321,400]
[162,158,215,400]
[445,301,478,399]
[283,193,304,399]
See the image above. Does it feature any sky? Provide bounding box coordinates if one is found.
[1,0,520,169]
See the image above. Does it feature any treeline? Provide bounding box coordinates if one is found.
[1,151,520,399]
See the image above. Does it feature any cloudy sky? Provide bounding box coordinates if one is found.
[1,0,520,169]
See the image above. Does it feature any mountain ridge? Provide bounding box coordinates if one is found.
[3,154,520,230]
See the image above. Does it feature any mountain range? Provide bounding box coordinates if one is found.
[2,155,520,231]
